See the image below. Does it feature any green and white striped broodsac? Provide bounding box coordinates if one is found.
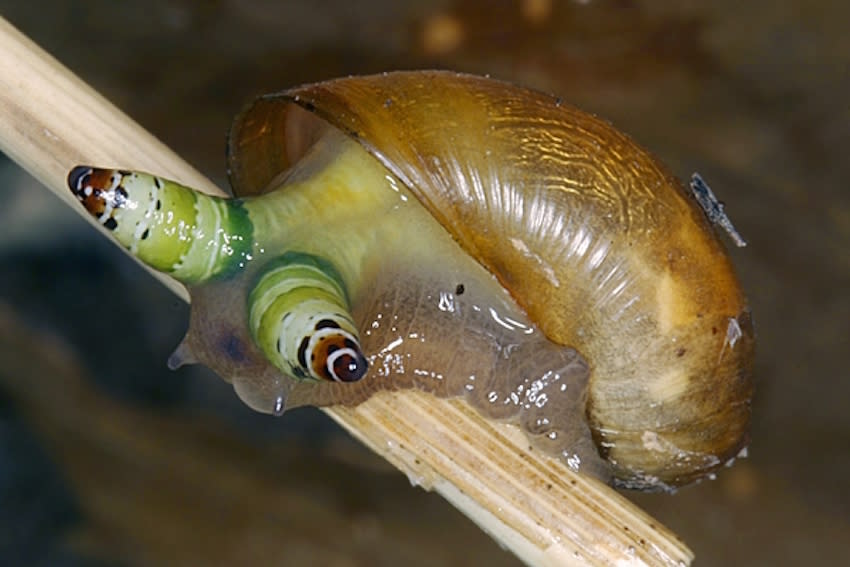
[68,126,604,480]
[69,142,369,390]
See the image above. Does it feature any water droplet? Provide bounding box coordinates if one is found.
[273,395,285,416]
[438,291,455,312]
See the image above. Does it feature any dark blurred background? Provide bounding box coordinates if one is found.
[0,1,848,565]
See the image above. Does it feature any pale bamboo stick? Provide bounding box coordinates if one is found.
[0,16,693,566]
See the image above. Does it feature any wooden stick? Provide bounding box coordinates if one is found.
[0,16,693,566]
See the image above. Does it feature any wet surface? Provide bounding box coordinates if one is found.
[0,1,848,565]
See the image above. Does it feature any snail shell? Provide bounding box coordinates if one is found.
[69,71,755,490]
[227,71,755,489]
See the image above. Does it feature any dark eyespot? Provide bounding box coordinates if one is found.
[315,318,341,330]
[331,352,368,383]
[67,166,92,194]
[140,228,150,240]
[455,284,465,295]
[103,217,118,231]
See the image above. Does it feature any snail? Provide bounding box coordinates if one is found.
[67,71,754,491]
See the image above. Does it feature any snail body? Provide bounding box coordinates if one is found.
[68,71,754,490]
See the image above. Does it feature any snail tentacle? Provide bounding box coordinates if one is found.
[67,166,370,387]
[248,251,368,383]
[67,167,252,282]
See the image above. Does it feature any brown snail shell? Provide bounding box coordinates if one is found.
[224,71,755,489]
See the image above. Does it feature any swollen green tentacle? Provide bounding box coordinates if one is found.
[68,167,252,283]
[249,251,367,382]
[67,165,369,384]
